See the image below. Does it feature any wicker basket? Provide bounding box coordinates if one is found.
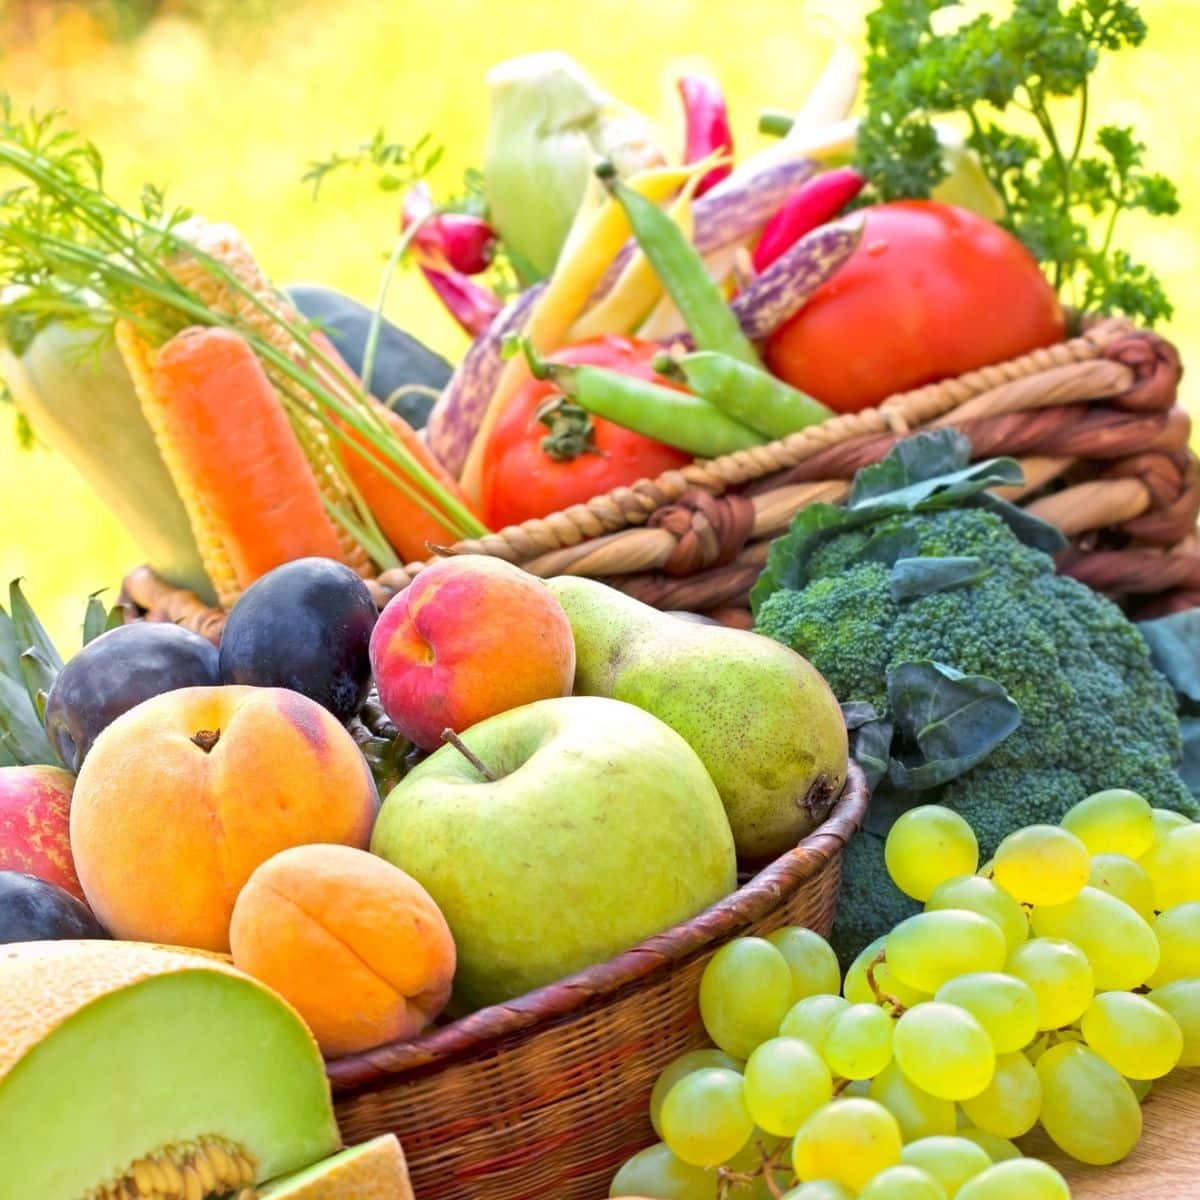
[324,761,867,1200]
[123,317,1200,635]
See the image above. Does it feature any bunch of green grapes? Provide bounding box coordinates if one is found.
[610,790,1200,1200]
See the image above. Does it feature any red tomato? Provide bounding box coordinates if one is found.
[765,201,1065,413]
[480,336,692,529]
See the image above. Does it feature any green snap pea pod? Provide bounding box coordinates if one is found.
[654,350,832,440]
[596,161,761,368]
[513,337,764,458]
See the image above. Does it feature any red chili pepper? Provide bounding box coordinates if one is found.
[751,166,866,272]
[419,265,502,337]
[403,183,496,275]
[677,74,734,197]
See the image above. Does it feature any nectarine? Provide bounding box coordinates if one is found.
[230,843,455,1057]
[0,765,83,902]
[369,555,575,750]
[70,686,379,951]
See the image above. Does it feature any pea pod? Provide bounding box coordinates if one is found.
[654,350,831,440]
[597,162,761,367]
[513,337,764,458]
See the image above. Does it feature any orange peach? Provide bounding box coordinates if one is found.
[70,686,379,952]
[0,765,84,902]
[230,843,456,1057]
[369,555,575,750]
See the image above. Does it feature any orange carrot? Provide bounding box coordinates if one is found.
[151,326,346,588]
[308,332,481,561]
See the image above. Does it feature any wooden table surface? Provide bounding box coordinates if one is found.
[1024,1069,1200,1198]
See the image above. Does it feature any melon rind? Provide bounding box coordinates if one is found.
[259,1134,413,1199]
[0,940,340,1200]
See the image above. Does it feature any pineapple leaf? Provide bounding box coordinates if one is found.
[18,646,56,716]
[0,604,19,684]
[8,579,63,673]
[0,671,57,766]
[82,591,109,646]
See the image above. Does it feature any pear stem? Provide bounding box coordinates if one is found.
[441,728,499,781]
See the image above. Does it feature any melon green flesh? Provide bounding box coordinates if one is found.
[260,1136,404,1197]
[0,972,340,1200]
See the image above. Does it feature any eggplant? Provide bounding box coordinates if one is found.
[286,285,452,428]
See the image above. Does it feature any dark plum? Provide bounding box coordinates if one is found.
[218,557,378,722]
[45,622,220,772]
[0,871,109,943]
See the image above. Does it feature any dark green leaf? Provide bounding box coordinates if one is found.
[891,556,989,602]
[1180,716,1200,805]
[751,503,855,614]
[848,430,972,506]
[1138,609,1200,706]
[841,701,894,792]
[81,591,119,646]
[974,494,1069,553]
[886,660,1022,791]
[0,604,19,684]
[8,579,63,672]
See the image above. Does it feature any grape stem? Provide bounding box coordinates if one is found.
[865,950,908,1016]
[714,1138,792,1200]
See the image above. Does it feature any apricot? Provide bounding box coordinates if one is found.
[70,686,378,952]
[369,554,575,751]
[230,843,455,1057]
[0,765,83,902]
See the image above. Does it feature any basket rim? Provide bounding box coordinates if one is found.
[325,758,869,1093]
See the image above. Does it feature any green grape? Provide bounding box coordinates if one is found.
[650,1049,743,1138]
[844,936,929,1009]
[885,805,979,902]
[1079,991,1183,1079]
[900,1136,990,1198]
[1150,978,1200,1066]
[767,927,842,1002]
[992,825,1090,907]
[1061,788,1153,857]
[1140,823,1200,911]
[1088,853,1155,921]
[1149,807,1191,846]
[780,995,850,1049]
[885,911,1007,994]
[743,1037,832,1136]
[858,1164,948,1200]
[869,1061,956,1142]
[955,1128,1021,1162]
[1150,903,1200,986]
[1035,1042,1142,1165]
[792,1099,903,1192]
[609,1142,717,1199]
[958,1052,1041,1138]
[1006,938,1094,1029]
[925,876,1028,954]
[893,1003,996,1101]
[822,1003,895,1080]
[699,938,793,1058]
[1128,1077,1154,1102]
[660,1067,754,1167]
[955,1159,1069,1200]
[1030,886,1159,990]
[779,1183,854,1200]
[934,973,1038,1054]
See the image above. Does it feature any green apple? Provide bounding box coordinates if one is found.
[370,695,737,1011]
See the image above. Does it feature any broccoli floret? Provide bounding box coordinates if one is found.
[756,505,1198,963]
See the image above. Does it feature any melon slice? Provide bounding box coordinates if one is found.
[259,1135,413,1199]
[0,940,341,1200]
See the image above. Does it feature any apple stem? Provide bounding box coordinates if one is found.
[441,728,499,782]
[191,729,221,753]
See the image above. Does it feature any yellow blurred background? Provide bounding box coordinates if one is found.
[0,0,1196,647]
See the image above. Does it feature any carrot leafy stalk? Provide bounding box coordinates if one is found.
[855,0,1179,325]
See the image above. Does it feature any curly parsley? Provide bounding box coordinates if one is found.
[857,0,1180,325]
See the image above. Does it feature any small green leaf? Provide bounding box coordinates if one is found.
[891,556,989,602]
[841,701,894,792]
[82,591,114,646]
[1138,609,1200,707]
[886,660,1022,791]
[8,579,63,672]
[848,429,973,506]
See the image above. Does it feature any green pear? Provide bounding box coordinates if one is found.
[547,577,848,859]
[370,696,736,1011]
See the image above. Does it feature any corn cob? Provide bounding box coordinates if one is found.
[164,218,374,581]
[116,320,242,608]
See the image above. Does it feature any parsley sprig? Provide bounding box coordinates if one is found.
[857,0,1180,325]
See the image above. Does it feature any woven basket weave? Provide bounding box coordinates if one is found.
[326,761,868,1200]
[123,317,1200,635]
